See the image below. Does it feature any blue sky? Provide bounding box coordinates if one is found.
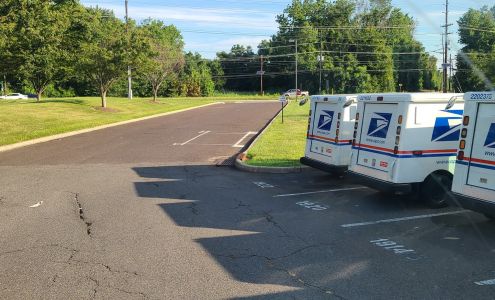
[82,0,493,66]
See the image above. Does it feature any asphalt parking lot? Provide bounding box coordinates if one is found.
[1,101,494,299]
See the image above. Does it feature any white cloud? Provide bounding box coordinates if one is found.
[82,3,278,29]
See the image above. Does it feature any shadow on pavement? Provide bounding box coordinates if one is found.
[132,165,495,299]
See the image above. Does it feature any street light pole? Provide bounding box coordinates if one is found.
[125,0,133,99]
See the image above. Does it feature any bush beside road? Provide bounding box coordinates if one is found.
[0,96,274,146]
[246,101,309,167]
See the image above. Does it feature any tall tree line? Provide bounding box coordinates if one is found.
[455,5,495,92]
[0,0,219,107]
[218,0,442,94]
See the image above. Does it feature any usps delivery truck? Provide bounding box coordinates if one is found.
[300,95,358,175]
[452,91,495,217]
[349,93,464,207]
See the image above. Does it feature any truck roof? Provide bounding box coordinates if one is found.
[464,91,495,102]
[310,94,357,103]
[357,92,463,103]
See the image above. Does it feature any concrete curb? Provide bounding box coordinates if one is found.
[0,102,222,153]
[234,101,309,174]
[235,154,307,174]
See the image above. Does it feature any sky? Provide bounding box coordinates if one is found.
[81,0,494,66]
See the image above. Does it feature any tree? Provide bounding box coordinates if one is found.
[1,0,78,101]
[456,6,495,91]
[179,52,215,97]
[77,9,128,108]
[140,19,184,101]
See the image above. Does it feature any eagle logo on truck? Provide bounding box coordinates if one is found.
[317,110,334,131]
[367,113,392,138]
[431,110,463,142]
[484,123,495,149]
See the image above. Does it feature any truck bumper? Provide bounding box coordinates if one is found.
[348,171,413,195]
[300,157,347,174]
[451,193,495,217]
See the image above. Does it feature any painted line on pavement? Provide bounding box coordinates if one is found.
[341,210,469,228]
[475,279,495,286]
[174,131,211,146]
[273,187,367,198]
[233,131,258,148]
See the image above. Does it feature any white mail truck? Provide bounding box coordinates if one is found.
[300,95,357,175]
[452,91,495,217]
[348,93,464,207]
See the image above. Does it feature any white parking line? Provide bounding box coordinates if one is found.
[173,131,211,146]
[341,210,469,228]
[232,131,258,148]
[475,279,495,286]
[273,187,367,198]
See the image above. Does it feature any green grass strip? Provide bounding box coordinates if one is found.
[246,101,310,167]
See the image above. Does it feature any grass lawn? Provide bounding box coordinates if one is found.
[0,95,274,146]
[246,101,310,167]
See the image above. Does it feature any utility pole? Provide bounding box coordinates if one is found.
[319,32,323,94]
[289,38,298,101]
[442,0,452,93]
[260,55,264,96]
[449,54,453,92]
[125,0,133,99]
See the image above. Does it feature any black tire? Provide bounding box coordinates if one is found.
[420,173,452,208]
[484,213,495,220]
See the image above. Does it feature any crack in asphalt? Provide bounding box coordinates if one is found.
[108,286,148,299]
[87,276,99,299]
[230,200,250,210]
[0,243,77,257]
[213,244,345,299]
[188,202,199,216]
[266,261,347,299]
[71,192,92,237]
[263,211,309,245]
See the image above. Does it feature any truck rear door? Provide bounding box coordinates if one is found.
[309,102,339,159]
[356,103,398,172]
[467,103,495,191]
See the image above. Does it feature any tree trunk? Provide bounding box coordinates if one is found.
[153,87,158,102]
[101,89,107,108]
[36,91,42,102]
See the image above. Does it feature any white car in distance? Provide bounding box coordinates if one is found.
[0,93,28,100]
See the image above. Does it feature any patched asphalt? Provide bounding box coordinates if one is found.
[1,101,494,299]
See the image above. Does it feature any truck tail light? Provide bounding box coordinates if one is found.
[398,115,403,125]
[461,128,467,138]
[394,146,399,155]
[352,139,356,146]
[336,129,340,137]
[463,116,469,126]
[356,113,360,121]
[337,121,341,128]
[338,113,341,120]
[395,136,400,145]
[459,140,466,150]
[457,151,465,160]
[396,126,401,135]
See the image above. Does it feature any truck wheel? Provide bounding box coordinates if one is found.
[420,173,452,208]
[484,214,495,220]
